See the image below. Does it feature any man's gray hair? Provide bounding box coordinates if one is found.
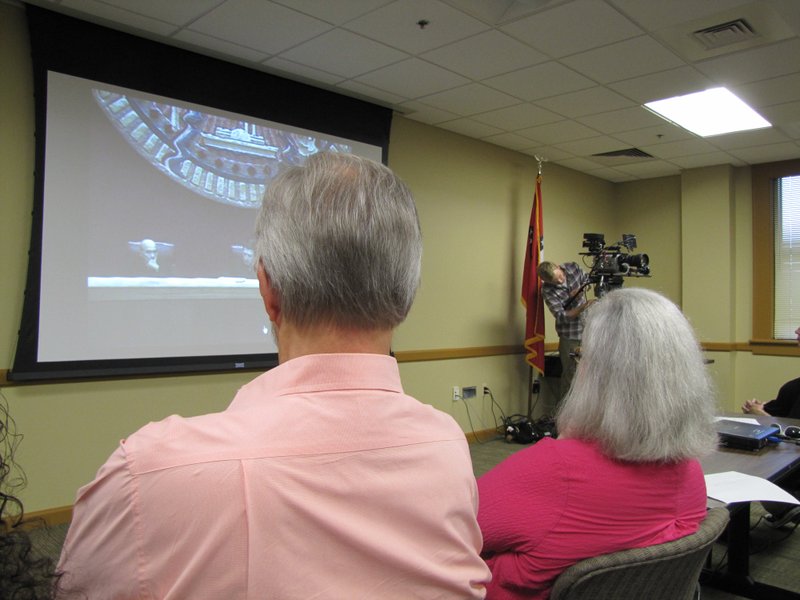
[254,152,422,330]
[556,287,717,462]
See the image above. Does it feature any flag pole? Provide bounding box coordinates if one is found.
[527,155,547,419]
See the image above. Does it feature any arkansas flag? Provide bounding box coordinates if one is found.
[521,175,545,375]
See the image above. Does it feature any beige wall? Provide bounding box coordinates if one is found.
[615,175,682,304]
[0,5,617,511]
[1,3,798,513]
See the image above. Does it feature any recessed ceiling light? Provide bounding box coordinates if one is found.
[644,87,771,137]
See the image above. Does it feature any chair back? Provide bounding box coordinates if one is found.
[549,507,729,600]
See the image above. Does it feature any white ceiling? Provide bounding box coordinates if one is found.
[17,0,800,182]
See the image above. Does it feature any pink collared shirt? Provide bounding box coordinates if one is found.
[57,354,490,599]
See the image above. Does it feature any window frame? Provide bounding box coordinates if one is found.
[752,158,800,356]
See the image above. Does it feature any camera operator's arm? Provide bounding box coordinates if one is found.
[564,288,594,319]
[565,299,594,319]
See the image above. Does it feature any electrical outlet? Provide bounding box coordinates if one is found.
[462,385,477,400]
[482,383,490,395]
[452,386,460,401]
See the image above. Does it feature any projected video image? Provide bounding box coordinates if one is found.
[93,89,352,209]
[37,72,382,362]
[89,88,352,289]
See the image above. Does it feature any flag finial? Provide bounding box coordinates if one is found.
[534,154,548,176]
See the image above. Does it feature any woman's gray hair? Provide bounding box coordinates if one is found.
[254,152,422,330]
[556,287,717,462]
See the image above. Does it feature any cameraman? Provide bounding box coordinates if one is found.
[537,261,594,403]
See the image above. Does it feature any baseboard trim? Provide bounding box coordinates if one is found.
[23,505,73,528]
[465,428,500,444]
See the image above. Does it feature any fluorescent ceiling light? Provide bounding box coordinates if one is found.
[644,87,771,137]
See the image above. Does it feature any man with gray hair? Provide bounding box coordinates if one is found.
[57,153,491,598]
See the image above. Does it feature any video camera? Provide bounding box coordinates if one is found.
[580,233,650,297]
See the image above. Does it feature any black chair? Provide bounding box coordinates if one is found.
[549,507,730,600]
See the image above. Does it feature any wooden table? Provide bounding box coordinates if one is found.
[700,415,800,600]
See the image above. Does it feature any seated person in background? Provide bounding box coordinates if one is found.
[57,153,491,599]
[477,288,717,600]
[1,397,59,599]
[742,325,800,418]
[742,325,800,527]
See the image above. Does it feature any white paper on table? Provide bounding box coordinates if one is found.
[714,416,761,425]
[705,471,800,504]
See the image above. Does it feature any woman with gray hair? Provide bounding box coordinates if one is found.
[477,287,717,600]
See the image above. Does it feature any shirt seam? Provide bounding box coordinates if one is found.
[129,437,469,476]
[125,445,152,599]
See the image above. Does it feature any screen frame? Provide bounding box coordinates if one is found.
[10,4,392,382]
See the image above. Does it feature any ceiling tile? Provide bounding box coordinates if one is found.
[695,38,800,86]
[437,118,505,138]
[189,0,332,55]
[518,119,599,144]
[670,151,746,170]
[336,80,408,106]
[607,0,754,31]
[418,83,520,115]
[344,0,489,53]
[733,73,800,110]
[611,125,694,148]
[279,29,407,78]
[518,145,576,162]
[608,66,715,104]
[173,29,272,64]
[760,100,800,132]
[614,160,681,178]
[576,106,666,134]
[60,0,179,35]
[557,156,609,172]
[397,100,461,124]
[441,0,560,25]
[32,0,800,182]
[640,138,719,159]
[584,166,638,182]
[483,132,540,150]
[729,142,800,164]
[500,0,642,58]
[353,58,469,99]
[422,30,547,79]
[471,102,562,130]
[67,0,223,26]
[562,36,684,84]
[709,127,792,150]
[484,61,594,101]
[553,135,629,156]
[535,86,635,118]
[263,56,347,86]
[271,0,395,25]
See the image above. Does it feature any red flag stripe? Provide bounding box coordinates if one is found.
[521,175,545,375]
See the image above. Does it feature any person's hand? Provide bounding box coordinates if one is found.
[742,399,769,416]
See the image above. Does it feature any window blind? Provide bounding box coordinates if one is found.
[774,175,800,339]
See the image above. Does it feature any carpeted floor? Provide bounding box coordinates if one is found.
[27,436,800,599]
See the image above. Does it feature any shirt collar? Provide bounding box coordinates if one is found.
[230,353,403,409]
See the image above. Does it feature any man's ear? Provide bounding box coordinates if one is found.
[257,262,281,325]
